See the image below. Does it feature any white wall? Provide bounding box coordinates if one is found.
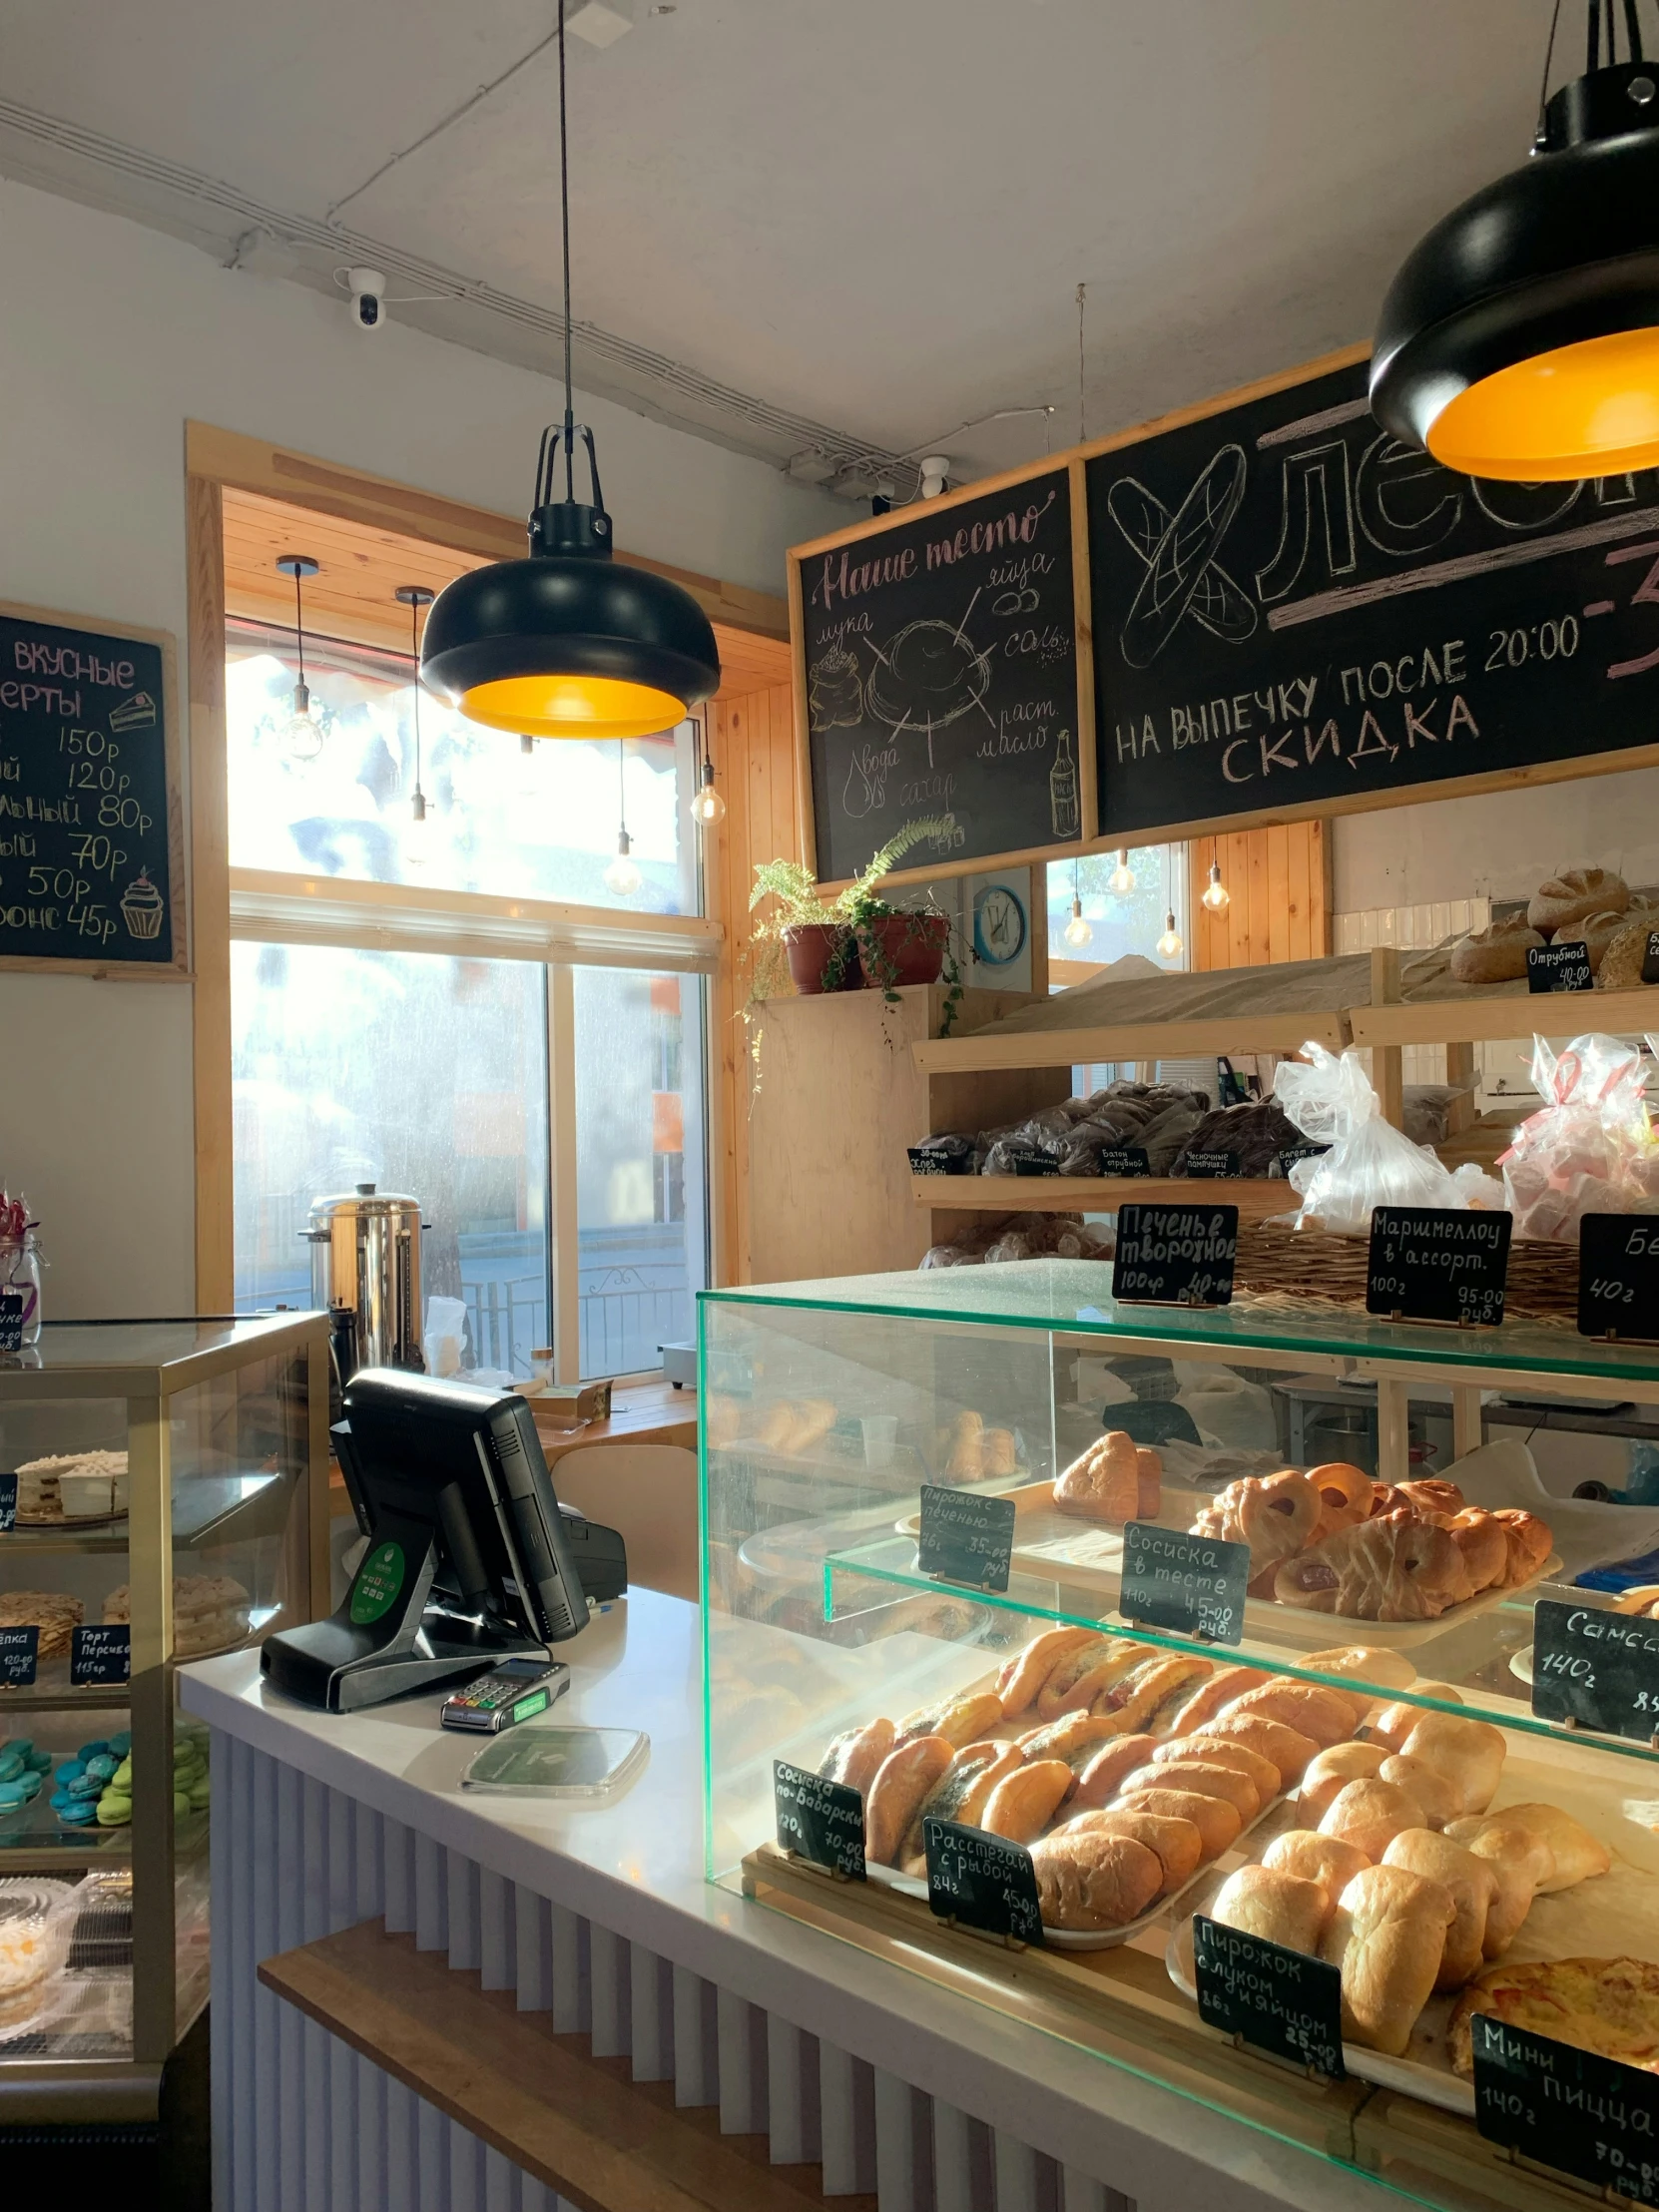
[1333,763,1659,914]
[0,182,838,1318]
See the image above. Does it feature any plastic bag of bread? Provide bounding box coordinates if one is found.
[1499,1031,1659,1242]
[1273,1045,1471,1235]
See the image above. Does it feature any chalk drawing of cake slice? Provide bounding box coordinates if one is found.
[120,870,166,941]
[808,643,864,731]
[109,691,158,732]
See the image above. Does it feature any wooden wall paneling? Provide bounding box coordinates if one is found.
[1189,822,1330,975]
[1266,826,1291,967]
[187,476,235,1311]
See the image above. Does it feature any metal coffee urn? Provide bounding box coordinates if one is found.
[304,1183,425,1384]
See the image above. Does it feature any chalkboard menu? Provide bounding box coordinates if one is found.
[795,472,1084,879]
[0,606,180,970]
[1088,353,1659,839]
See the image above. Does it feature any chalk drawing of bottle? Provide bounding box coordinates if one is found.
[1049,729,1080,839]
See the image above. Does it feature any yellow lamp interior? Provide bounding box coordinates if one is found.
[455,673,687,741]
[1427,325,1659,480]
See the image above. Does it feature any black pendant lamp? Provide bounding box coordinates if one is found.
[1373,0,1659,480]
[420,0,720,738]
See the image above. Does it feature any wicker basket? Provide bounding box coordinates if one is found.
[1232,1219,1581,1328]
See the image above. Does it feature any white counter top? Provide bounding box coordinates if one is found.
[183,1592,1397,2212]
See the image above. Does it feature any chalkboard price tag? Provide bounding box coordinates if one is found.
[916,1483,1015,1591]
[1273,1142,1329,1179]
[1472,2012,1659,2203]
[0,1295,22,1354]
[1121,1522,1249,1645]
[922,1817,1043,1945]
[1642,931,1659,986]
[1527,942,1595,994]
[1366,1206,1511,1328]
[773,1759,866,1881]
[1531,1598,1659,1743]
[1579,1215,1659,1343]
[1098,1147,1151,1178]
[1181,1150,1242,1179]
[1193,1916,1345,2079]
[1009,1148,1060,1178]
[0,1473,15,1532]
[0,1627,37,1688]
[70,1625,130,1688]
[1112,1203,1238,1308]
[906,1146,953,1178]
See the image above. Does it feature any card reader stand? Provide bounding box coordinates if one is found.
[262,1507,545,1713]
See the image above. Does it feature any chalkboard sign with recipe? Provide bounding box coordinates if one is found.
[0,602,183,974]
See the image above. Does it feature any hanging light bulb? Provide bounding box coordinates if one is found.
[1107,847,1136,896]
[689,755,726,827]
[396,585,437,866]
[1201,859,1231,913]
[420,1,720,736]
[1374,4,1659,479]
[1157,908,1185,960]
[276,556,323,760]
[604,827,643,897]
[604,736,641,896]
[1063,894,1093,948]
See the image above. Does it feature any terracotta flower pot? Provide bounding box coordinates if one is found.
[783,921,862,993]
[857,911,949,988]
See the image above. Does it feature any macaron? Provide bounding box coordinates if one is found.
[0,1750,23,1785]
[77,1739,110,1764]
[54,1760,85,1787]
[95,1794,131,1827]
[108,1732,131,1757]
[25,1748,50,1773]
[83,1753,117,1784]
[56,1799,97,1826]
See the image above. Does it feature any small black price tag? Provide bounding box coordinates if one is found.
[1579,1215,1659,1343]
[0,1473,15,1532]
[1366,1205,1511,1327]
[1112,1203,1238,1308]
[70,1625,130,1687]
[1273,1141,1328,1179]
[1121,1521,1249,1644]
[1642,930,1659,986]
[0,1626,37,1688]
[1098,1147,1151,1178]
[1527,941,1595,993]
[1531,1598,1659,1742]
[773,1759,866,1881]
[916,1483,1015,1591]
[1193,1916,1345,2079]
[1181,1150,1242,1179]
[0,1294,22,1354]
[907,1146,951,1177]
[1009,1148,1060,1178]
[1472,2013,1659,2202]
[923,1817,1043,1944]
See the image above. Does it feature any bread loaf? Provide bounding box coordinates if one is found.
[979,1759,1074,1845]
[997,1627,1110,1719]
[1382,1830,1498,1989]
[1553,908,1630,972]
[1528,867,1629,937]
[1210,1865,1331,1955]
[1298,1742,1388,1823]
[1117,1785,1241,1858]
[1197,1712,1321,1782]
[1323,1864,1456,2055]
[865,1736,955,1865]
[1596,914,1656,991]
[1155,1735,1282,1798]
[1220,1681,1357,1749]
[1056,1807,1202,1893]
[1449,915,1544,983]
[1377,1753,1461,1830]
[1071,1733,1160,1810]
[1119,1759,1260,1820]
[1396,1712,1506,1817]
[1262,1829,1370,1898]
[1317,1778,1427,1859]
[1028,1828,1163,1931]
[820,1716,895,1795]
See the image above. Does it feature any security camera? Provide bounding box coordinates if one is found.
[347,268,387,331]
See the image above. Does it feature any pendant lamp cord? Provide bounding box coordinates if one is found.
[558,0,576,504]
[291,564,306,692]
[618,736,628,838]
[410,595,422,797]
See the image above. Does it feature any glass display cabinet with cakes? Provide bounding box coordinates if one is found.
[0,1314,327,2112]
[703,1264,1659,2212]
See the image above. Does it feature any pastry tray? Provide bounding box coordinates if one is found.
[1162,1719,1659,2114]
[895,1478,1560,1650]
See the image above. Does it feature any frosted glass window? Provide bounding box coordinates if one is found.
[226,624,697,914]
[231,942,550,1380]
[573,968,708,1379]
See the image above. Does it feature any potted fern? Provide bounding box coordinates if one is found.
[748,818,954,996]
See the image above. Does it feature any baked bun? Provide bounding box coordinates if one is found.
[1220,1681,1357,1749]
[1446,1822,1554,1952]
[1117,1786,1241,1859]
[1262,1829,1370,1897]
[1120,1759,1261,1820]
[1018,1711,1130,1764]
[1396,1712,1506,1817]
[1031,1637,1124,1724]
[1198,1712,1321,1782]
[1302,1644,1418,1710]
[1392,1477,1464,1517]
[1430,1508,1508,1595]
[1160,1666,1267,1738]
[980,1759,1074,1844]
[998,1627,1115,1719]
[1382,1829,1498,1989]
[1210,1865,1331,1955]
[894,1690,1005,1750]
[1028,1828,1163,1931]
[1307,1463,1375,1541]
[821,1716,896,1795]
[1054,1429,1140,1522]
[865,1736,955,1865]
[1490,1508,1552,1587]
[1377,1753,1461,1830]
[1323,1864,1456,2055]
[1157,1736,1282,1798]
[1071,1733,1160,1811]
[1447,1803,1610,1893]
[898,1742,1025,1870]
[1449,915,1544,983]
[1369,1686,1463,1750]
[1275,1510,1472,1622]
[1057,1807,1202,1893]
[1098,1654,1216,1734]
[1298,1742,1388,1822]
[1136,1445,1162,1519]
[1318,1778,1426,1859]
[1529,867,1629,937]
[1553,908,1630,971]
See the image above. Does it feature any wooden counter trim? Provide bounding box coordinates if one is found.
[259,1918,873,2212]
[912,1173,1294,1221]
[911,1007,1352,1074]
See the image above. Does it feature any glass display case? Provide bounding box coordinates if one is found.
[702,1263,1659,2210]
[0,1314,328,2103]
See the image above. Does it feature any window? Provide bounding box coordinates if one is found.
[226,621,717,1382]
[1046,844,1189,975]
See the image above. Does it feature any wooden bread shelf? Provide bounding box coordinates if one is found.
[260,1918,871,2212]
[911,1008,1352,1076]
[1351,983,1659,1048]
[911,1174,1294,1221]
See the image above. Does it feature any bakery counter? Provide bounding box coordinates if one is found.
[181,1593,1405,2212]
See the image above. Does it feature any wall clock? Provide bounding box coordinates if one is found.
[973,883,1027,966]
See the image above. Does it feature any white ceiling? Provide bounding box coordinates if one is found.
[0,0,1557,491]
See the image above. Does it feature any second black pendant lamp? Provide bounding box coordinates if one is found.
[420,0,720,738]
[1373,0,1659,480]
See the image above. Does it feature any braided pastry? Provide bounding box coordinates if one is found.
[1490,1507,1552,1587]
[1308,1461,1373,1541]
[1430,1507,1508,1595]
[1392,1477,1465,1518]
[1273,1509,1474,1621]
